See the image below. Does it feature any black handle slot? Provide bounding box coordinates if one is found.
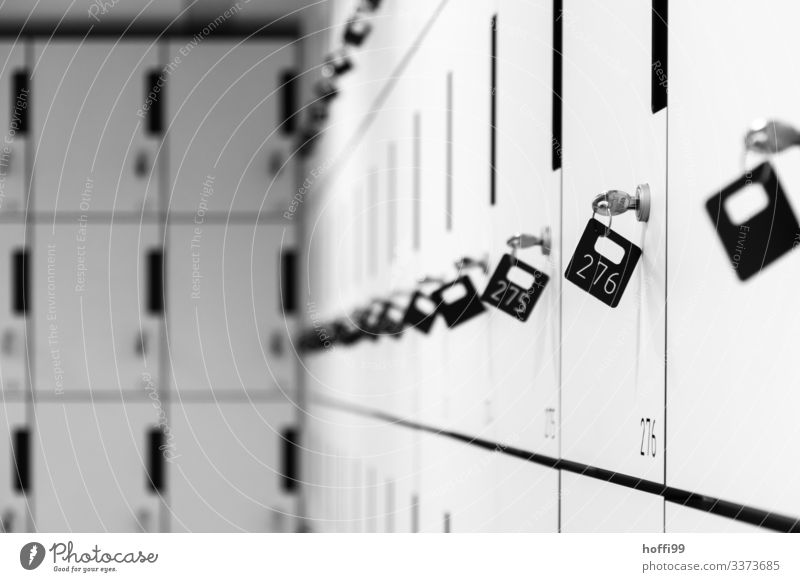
[280,250,297,314]
[12,248,28,316]
[281,427,299,493]
[12,428,29,493]
[11,70,29,136]
[145,70,164,136]
[552,0,563,170]
[279,69,298,136]
[146,427,165,494]
[147,250,163,314]
[651,0,668,113]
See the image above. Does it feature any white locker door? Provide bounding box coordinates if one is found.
[168,401,297,532]
[32,40,161,215]
[167,40,296,216]
[561,472,663,532]
[487,456,559,532]
[0,224,27,396]
[490,0,560,455]
[34,402,163,532]
[0,42,28,214]
[167,224,294,395]
[33,224,162,394]
[665,503,769,533]
[0,402,29,532]
[561,0,666,481]
[443,0,494,438]
[668,1,800,518]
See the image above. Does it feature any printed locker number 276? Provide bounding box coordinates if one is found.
[640,418,656,457]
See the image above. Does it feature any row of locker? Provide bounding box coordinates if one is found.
[1,400,298,532]
[304,408,766,532]
[0,223,296,396]
[0,37,297,216]
[301,0,800,526]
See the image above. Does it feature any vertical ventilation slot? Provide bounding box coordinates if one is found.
[387,143,397,262]
[145,70,164,136]
[12,428,29,493]
[280,250,297,314]
[651,0,668,113]
[12,248,28,316]
[146,427,165,493]
[282,427,299,493]
[146,250,164,315]
[411,494,419,533]
[413,113,421,251]
[11,70,29,136]
[446,72,453,231]
[490,14,498,205]
[280,69,298,135]
[552,0,563,170]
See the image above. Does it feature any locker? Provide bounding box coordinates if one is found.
[667,0,800,518]
[665,503,768,533]
[0,42,27,214]
[32,224,162,394]
[440,0,495,437]
[166,224,295,395]
[489,0,560,454]
[33,402,163,532]
[0,402,29,532]
[167,401,297,532]
[0,224,28,396]
[561,0,666,481]
[442,441,499,533]
[166,40,296,216]
[561,472,663,532]
[487,455,559,532]
[32,40,161,215]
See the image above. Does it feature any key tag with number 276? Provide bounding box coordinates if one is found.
[481,229,551,322]
[564,185,649,308]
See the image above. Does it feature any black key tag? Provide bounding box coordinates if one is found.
[565,218,642,308]
[706,161,800,281]
[481,254,549,322]
[430,276,487,328]
[402,291,438,334]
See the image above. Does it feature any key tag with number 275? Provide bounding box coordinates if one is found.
[481,229,551,322]
[564,185,649,308]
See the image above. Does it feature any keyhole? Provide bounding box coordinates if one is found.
[134,151,149,177]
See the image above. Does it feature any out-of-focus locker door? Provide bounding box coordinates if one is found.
[0,224,28,397]
[487,456,559,532]
[441,0,494,437]
[166,40,296,216]
[561,473,662,532]
[166,224,294,396]
[1,403,29,532]
[32,40,161,216]
[490,0,560,455]
[0,42,28,215]
[668,1,800,518]
[168,401,297,532]
[32,224,162,395]
[34,402,163,532]
[561,0,666,481]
